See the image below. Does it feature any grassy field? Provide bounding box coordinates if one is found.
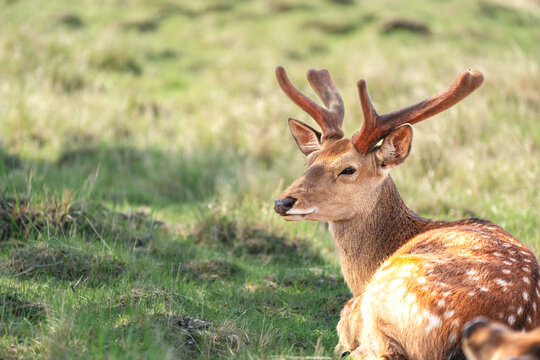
[0,0,538,358]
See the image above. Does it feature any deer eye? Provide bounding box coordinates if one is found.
[339,166,356,176]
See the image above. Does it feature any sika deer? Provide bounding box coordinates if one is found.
[273,66,540,360]
[462,317,540,360]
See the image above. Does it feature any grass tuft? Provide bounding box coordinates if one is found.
[381,18,431,35]
[183,259,242,282]
[110,313,244,359]
[55,12,85,28]
[0,294,46,323]
[90,49,142,75]
[2,245,127,285]
[191,207,324,264]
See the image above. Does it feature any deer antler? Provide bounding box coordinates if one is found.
[352,70,484,153]
[276,66,345,141]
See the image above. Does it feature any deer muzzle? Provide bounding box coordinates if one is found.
[274,197,297,216]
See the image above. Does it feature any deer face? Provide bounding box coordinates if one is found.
[274,120,413,222]
[273,66,483,222]
[462,318,540,360]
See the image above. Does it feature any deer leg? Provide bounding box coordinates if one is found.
[336,295,365,356]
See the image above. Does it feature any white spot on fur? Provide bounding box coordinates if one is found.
[527,316,532,324]
[395,286,406,299]
[524,258,532,263]
[493,252,502,257]
[534,302,538,311]
[444,310,455,319]
[510,258,517,262]
[523,292,530,301]
[468,291,475,296]
[520,251,530,256]
[498,312,504,319]
[536,288,540,297]
[437,299,445,307]
[503,261,512,266]
[396,270,412,278]
[442,291,451,297]
[424,311,442,333]
[405,293,416,304]
[451,319,460,328]
[517,307,524,315]
[391,279,404,289]
[524,277,531,284]
[479,286,489,292]
[496,279,509,287]
[417,277,426,284]
[502,269,511,275]
[466,269,477,276]
[508,315,516,326]
[523,267,531,273]
[449,332,457,344]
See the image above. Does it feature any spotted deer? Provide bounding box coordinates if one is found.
[273,66,540,360]
[462,317,540,360]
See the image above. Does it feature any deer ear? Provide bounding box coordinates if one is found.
[376,124,413,170]
[288,118,322,156]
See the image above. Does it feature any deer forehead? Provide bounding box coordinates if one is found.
[307,139,371,170]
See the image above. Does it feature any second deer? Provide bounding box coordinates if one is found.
[273,66,540,359]
[462,317,540,360]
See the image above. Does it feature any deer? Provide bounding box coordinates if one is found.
[273,66,540,360]
[462,317,540,360]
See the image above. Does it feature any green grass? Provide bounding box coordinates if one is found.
[0,0,538,358]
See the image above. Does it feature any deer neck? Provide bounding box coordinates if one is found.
[329,175,434,295]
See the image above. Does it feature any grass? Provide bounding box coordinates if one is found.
[0,0,538,358]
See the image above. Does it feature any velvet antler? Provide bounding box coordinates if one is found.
[276,66,344,141]
[352,70,484,152]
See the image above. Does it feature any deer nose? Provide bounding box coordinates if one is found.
[274,197,297,215]
[462,317,489,340]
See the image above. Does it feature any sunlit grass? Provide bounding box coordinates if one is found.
[0,0,538,358]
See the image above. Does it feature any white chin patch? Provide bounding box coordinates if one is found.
[285,207,316,216]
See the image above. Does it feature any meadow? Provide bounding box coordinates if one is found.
[0,0,538,358]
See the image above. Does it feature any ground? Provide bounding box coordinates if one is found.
[0,0,538,358]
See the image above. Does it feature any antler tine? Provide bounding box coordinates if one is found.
[306,68,345,127]
[352,70,485,153]
[276,66,344,141]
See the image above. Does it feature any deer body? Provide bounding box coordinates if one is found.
[338,218,540,359]
[273,67,540,359]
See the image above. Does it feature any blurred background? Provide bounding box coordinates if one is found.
[0,0,538,358]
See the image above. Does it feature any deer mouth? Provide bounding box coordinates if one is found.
[283,207,317,220]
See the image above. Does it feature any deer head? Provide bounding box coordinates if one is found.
[274,66,484,222]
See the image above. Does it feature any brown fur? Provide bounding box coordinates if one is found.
[276,130,540,360]
[462,319,540,360]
